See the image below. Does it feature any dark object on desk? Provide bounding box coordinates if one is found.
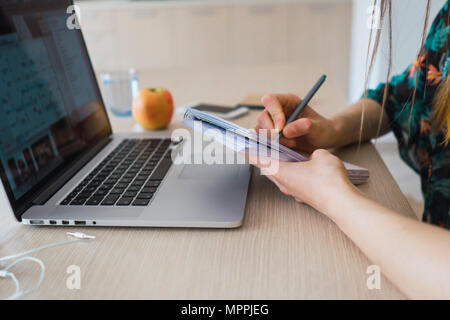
[193,103,264,113]
[192,103,264,120]
[193,104,235,114]
[235,104,265,110]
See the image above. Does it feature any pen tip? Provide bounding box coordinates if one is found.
[322,74,327,79]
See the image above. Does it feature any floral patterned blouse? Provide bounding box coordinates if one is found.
[366,1,450,228]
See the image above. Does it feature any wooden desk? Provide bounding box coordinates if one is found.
[0,95,415,299]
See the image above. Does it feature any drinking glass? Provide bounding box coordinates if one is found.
[100,69,139,116]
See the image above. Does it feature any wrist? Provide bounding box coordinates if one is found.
[326,116,345,148]
[322,182,363,223]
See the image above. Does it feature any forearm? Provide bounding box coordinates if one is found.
[327,188,450,299]
[330,99,391,148]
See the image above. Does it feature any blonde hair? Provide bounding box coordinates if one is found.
[433,75,450,144]
[363,0,450,145]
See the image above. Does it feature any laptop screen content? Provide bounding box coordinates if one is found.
[0,0,111,209]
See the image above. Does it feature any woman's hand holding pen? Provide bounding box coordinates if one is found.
[254,93,339,153]
[252,92,357,216]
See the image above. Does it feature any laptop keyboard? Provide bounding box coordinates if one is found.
[60,138,173,207]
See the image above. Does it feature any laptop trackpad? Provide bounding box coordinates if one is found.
[178,164,240,180]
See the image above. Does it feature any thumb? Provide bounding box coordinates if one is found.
[282,118,312,139]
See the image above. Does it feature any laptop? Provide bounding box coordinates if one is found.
[0,0,251,228]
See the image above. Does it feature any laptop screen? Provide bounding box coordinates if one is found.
[0,0,111,214]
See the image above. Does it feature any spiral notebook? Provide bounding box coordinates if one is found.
[183,107,369,185]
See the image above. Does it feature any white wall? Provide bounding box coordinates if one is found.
[77,0,352,107]
[348,0,446,103]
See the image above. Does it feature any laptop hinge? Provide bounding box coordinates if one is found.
[32,136,112,206]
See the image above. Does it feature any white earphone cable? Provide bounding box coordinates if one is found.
[0,238,80,262]
[1,256,45,300]
[0,232,95,299]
